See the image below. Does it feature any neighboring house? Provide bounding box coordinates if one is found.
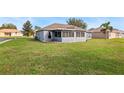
[88,27,123,39]
[86,31,92,39]
[36,23,91,42]
[119,31,124,38]
[0,29,23,37]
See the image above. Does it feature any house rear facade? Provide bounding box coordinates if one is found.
[88,28,123,39]
[36,23,91,42]
[0,29,23,37]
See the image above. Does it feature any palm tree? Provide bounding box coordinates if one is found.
[100,22,113,39]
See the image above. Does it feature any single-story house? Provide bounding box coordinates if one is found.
[36,23,91,42]
[0,29,23,37]
[88,27,124,39]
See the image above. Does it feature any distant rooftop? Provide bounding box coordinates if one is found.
[0,29,20,33]
[88,27,124,33]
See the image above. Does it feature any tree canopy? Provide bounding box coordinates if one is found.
[0,23,17,29]
[100,21,113,39]
[34,26,41,31]
[66,18,87,29]
[22,20,34,36]
[100,21,113,33]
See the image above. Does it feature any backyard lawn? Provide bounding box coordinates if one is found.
[0,38,124,74]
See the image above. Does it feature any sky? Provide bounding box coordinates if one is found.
[0,17,124,30]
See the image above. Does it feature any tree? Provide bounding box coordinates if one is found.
[0,23,17,29]
[34,26,41,31]
[22,20,34,36]
[100,21,113,39]
[66,17,87,29]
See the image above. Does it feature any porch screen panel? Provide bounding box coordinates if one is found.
[57,32,61,37]
[76,32,80,37]
[76,32,84,37]
[62,32,65,37]
[81,32,85,37]
[69,32,71,37]
[68,32,74,37]
[55,31,57,37]
[71,32,74,37]
[66,32,69,37]
[62,31,69,37]
[54,31,61,37]
[62,31,74,37]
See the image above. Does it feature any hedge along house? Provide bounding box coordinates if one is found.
[36,23,90,42]
[0,29,23,37]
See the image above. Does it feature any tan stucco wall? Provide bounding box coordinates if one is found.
[92,32,106,38]
[109,32,116,39]
[121,33,124,38]
[0,32,5,36]
[11,32,23,36]
[92,32,122,39]
[109,32,122,39]
[0,32,23,37]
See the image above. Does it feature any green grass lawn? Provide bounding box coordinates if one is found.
[0,38,124,75]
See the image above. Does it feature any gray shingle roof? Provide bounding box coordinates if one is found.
[41,23,85,31]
